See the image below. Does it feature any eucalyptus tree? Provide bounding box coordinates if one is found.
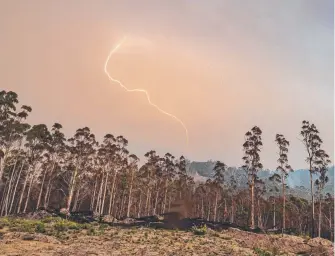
[140,150,160,215]
[254,177,266,228]
[66,127,97,212]
[19,124,51,213]
[94,134,117,214]
[323,193,334,241]
[175,156,189,200]
[242,126,263,229]
[194,183,207,219]
[41,123,67,209]
[95,134,117,214]
[161,153,176,214]
[151,156,164,216]
[270,134,293,233]
[109,135,129,216]
[126,154,139,217]
[314,150,331,237]
[0,90,19,181]
[212,161,226,222]
[300,120,329,237]
[0,102,31,215]
[0,90,31,182]
[227,174,238,223]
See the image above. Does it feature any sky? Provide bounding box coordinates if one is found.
[0,0,333,169]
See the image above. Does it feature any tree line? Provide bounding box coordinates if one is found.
[0,90,333,239]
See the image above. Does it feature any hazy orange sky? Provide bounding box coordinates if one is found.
[0,0,333,169]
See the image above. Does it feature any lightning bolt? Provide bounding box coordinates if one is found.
[104,37,189,145]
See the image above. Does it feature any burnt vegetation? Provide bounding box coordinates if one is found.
[0,90,333,240]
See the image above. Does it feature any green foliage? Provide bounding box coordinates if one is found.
[68,222,81,230]
[0,217,10,229]
[191,224,207,236]
[54,220,69,232]
[87,227,96,236]
[253,247,272,256]
[35,222,46,233]
[42,216,63,223]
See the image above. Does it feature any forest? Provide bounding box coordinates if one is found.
[0,90,333,240]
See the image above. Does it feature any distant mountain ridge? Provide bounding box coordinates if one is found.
[186,161,334,198]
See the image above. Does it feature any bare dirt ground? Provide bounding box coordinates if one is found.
[0,225,333,256]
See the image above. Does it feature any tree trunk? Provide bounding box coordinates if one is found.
[257,198,261,228]
[137,192,142,218]
[101,172,109,215]
[66,167,78,212]
[95,173,104,213]
[91,176,98,211]
[17,171,29,213]
[153,187,159,216]
[72,187,80,212]
[250,177,255,229]
[162,180,168,214]
[207,202,211,221]
[282,173,286,235]
[168,194,171,212]
[9,161,25,214]
[39,161,55,210]
[309,167,315,237]
[145,188,150,216]
[36,169,47,210]
[213,191,218,222]
[201,197,204,219]
[23,174,35,213]
[0,155,8,183]
[318,196,322,237]
[108,171,117,215]
[231,198,235,223]
[119,192,125,219]
[126,170,134,218]
[43,177,52,209]
[273,199,276,228]
[3,160,18,215]
[0,181,9,216]
[329,210,333,241]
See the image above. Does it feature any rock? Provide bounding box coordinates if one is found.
[102,215,118,223]
[122,218,136,224]
[153,215,164,221]
[27,210,54,220]
[60,208,69,216]
[3,232,60,244]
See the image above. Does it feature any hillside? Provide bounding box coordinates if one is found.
[186,162,335,198]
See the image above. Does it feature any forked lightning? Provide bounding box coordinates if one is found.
[104,37,189,144]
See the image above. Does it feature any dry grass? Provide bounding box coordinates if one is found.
[0,217,333,256]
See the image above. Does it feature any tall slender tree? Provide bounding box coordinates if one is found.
[300,120,328,237]
[242,126,263,229]
[314,149,331,237]
[212,161,226,222]
[66,127,96,213]
[272,134,292,234]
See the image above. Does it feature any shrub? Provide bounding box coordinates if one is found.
[87,227,96,236]
[0,217,10,228]
[35,222,46,233]
[253,247,271,256]
[191,224,207,236]
[42,217,62,223]
[68,222,81,230]
[54,221,69,232]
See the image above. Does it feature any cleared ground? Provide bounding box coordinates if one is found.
[0,217,333,256]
